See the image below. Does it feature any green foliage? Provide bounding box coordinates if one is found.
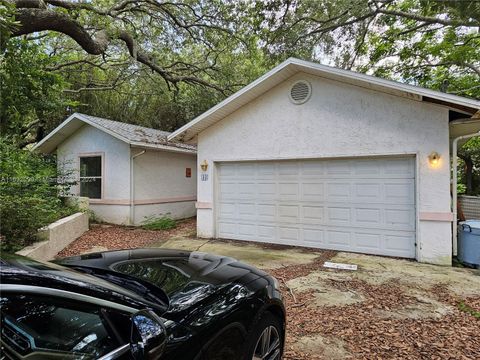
[458,301,480,319]
[0,1,17,47]
[142,215,177,231]
[0,39,77,146]
[0,138,77,252]
[360,1,480,98]
[458,137,480,195]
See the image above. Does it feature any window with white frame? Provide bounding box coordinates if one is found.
[79,156,102,199]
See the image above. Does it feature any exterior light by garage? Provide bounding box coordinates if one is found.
[428,151,441,167]
[289,80,312,104]
[200,160,208,171]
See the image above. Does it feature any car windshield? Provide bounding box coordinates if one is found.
[71,266,170,308]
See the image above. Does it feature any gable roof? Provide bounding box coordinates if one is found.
[33,113,196,154]
[168,57,480,142]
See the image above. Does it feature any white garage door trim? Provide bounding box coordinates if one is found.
[215,156,416,258]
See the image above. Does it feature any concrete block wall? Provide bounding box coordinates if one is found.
[16,212,89,261]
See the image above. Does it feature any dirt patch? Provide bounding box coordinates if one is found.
[273,262,480,360]
[157,237,322,269]
[373,291,454,320]
[291,335,351,359]
[287,272,365,307]
[331,252,480,297]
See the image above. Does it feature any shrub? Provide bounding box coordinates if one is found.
[142,215,177,230]
[0,138,77,252]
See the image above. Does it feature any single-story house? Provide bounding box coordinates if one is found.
[33,113,197,225]
[168,57,480,265]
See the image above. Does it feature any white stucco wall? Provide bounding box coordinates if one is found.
[57,125,197,225]
[196,72,452,265]
[132,149,197,224]
[57,124,131,199]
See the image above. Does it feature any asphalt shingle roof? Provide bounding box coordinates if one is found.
[74,113,196,152]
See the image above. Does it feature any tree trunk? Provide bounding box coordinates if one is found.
[464,155,474,195]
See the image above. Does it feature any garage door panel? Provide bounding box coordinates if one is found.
[384,181,415,204]
[301,182,324,201]
[354,232,382,250]
[385,208,415,228]
[302,206,324,221]
[218,202,236,217]
[301,161,325,175]
[353,160,382,175]
[327,207,351,225]
[257,204,276,220]
[257,183,276,199]
[238,203,256,219]
[303,228,324,245]
[257,163,275,176]
[278,205,299,223]
[258,225,276,241]
[326,182,351,202]
[385,234,415,254]
[217,157,416,258]
[354,183,382,202]
[279,182,299,199]
[238,223,256,236]
[278,162,299,175]
[384,158,415,176]
[326,160,352,175]
[279,227,299,243]
[237,163,255,177]
[355,208,381,225]
[326,230,351,247]
[218,221,237,237]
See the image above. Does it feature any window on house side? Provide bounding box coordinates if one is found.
[79,156,102,199]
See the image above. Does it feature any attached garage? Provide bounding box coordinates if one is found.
[169,58,480,265]
[216,157,416,258]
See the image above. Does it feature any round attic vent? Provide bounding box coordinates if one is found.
[289,80,312,104]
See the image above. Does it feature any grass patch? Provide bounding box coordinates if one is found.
[142,215,177,230]
[458,301,480,319]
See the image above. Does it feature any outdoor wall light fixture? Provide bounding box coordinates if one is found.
[428,152,440,166]
[200,160,208,172]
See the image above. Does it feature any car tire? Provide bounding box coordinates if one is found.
[244,312,284,360]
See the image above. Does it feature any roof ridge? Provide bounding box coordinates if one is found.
[75,113,172,136]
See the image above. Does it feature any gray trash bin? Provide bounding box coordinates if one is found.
[458,220,480,268]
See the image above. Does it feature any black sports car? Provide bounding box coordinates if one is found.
[0,249,285,360]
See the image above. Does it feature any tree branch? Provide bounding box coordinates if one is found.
[10,3,230,94]
[377,8,479,27]
[12,8,110,54]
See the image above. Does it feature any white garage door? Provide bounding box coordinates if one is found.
[216,157,416,258]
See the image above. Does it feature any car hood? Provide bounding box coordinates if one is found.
[56,248,268,315]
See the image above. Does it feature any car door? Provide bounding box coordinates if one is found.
[0,291,132,360]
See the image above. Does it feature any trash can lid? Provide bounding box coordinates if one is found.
[460,220,480,230]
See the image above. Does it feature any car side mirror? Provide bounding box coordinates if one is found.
[130,310,167,360]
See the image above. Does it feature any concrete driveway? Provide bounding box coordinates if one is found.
[155,235,480,360]
[60,220,480,359]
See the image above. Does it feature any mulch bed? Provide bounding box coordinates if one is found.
[57,217,196,258]
[269,260,480,360]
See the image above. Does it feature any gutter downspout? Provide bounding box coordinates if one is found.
[452,131,480,255]
[130,149,146,225]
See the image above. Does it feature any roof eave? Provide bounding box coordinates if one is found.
[168,57,480,142]
[130,142,197,154]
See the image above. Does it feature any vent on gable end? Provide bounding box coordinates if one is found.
[289,80,312,105]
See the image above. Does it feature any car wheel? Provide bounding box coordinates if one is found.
[245,312,283,360]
